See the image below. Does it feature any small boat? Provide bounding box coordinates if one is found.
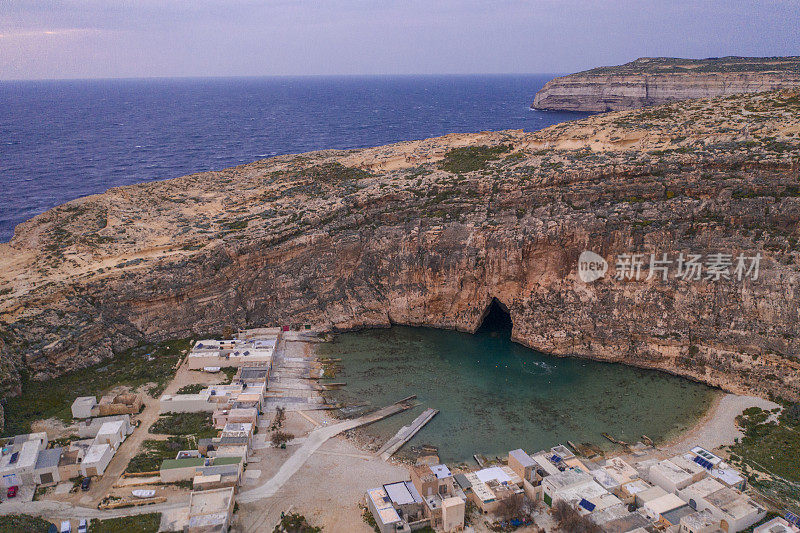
[132,489,156,498]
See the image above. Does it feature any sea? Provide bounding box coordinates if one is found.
[0,74,584,242]
[319,326,719,463]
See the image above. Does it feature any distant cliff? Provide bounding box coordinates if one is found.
[532,56,800,112]
[1,89,799,406]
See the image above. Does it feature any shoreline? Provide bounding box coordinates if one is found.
[660,392,780,455]
[312,335,780,464]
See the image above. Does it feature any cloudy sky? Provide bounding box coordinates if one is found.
[1,0,798,80]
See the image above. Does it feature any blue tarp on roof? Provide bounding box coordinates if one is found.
[578,498,596,511]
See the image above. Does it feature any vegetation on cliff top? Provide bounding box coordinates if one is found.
[577,56,800,76]
[1,338,189,436]
[726,405,800,511]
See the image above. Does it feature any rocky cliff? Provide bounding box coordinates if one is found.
[533,57,800,112]
[1,90,799,406]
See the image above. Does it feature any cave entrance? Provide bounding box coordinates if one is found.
[476,298,512,338]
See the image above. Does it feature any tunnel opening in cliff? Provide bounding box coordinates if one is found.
[476,298,512,338]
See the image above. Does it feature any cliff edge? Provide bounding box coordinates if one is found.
[532,56,800,112]
[1,89,799,404]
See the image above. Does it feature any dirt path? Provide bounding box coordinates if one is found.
[74,355,210,506]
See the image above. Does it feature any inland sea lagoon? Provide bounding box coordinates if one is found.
[318,306,720,463]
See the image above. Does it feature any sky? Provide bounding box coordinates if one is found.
[1,0,798,80]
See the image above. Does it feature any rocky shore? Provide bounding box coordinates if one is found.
[532,56,800,111]
[1,89,799,406]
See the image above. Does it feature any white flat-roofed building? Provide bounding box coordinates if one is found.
[76,415,132,439]
[0,439,42,486]
[710,466,746,491]
[680,509,720,533]
[704,488,767,533]
[636,485,669,507]
[81,443,114,477]
[649,456,707,493]
[532,453,562,477]
[618,478,654,504]
[366,487,409,533]
[678,477,726,511]
[186,487,236,533]
[159,391,215,413]
[94,419,128,449]
[753,517,798,533]
[193,340,222,351]
[542,469,595,507]
[643,493,690,521]
[71,396,97,419]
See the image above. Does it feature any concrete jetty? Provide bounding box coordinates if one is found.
[377,407,439,461]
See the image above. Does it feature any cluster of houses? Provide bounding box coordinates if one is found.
[367,444,781,533]
[154,335,277,532]
[0,393,141,493]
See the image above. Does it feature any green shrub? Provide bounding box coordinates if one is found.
[0,514,54,533]
[438,144,512,174]
[88,513,161,533]
[151,412,217,438]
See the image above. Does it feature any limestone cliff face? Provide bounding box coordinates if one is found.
[533,57,800,112]
[1,90,799,404]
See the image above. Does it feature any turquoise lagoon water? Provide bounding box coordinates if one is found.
[318,324,720,463]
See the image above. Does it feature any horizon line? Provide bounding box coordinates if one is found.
[0,72,565,83]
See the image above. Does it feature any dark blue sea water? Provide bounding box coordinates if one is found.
[0,74,587,242]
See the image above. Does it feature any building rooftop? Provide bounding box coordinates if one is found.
[34,448,62,470]
[645,493,688,516]
[96,420,126,435]
[532,453,563,477]
[621,479,652,496]
[464,472,496,503]
[197,464,240,477]
[661,505,694,526]
[84,443,111,464]
[593,505,653,533]
[239,367,269,381]
[430,464,452,479]
[72,396,97,408]
[706,488,764,519]
[544,469,594,491]
[651,458,699,485]
[474,466,517,485]
[161,457,207,470]
[754,517,797,533]
[679,477,726,502]
[384,481,422,505]
[509,449,536,468]
[551,444,575,460]
[680,509,719,529]
[710,466,745,487]
[367,487,402,526]
[555,480,609,508]
[188,487,234,528]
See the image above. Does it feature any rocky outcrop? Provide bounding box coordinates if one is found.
[1,90,799,404]
[533,56,800,112]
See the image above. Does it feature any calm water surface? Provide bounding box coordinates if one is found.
[319,326,720,463]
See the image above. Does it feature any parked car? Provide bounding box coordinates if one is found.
[6,485,18,498]
[60,521,71,533]
[80,477,91,491]
[77,519,88,533]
